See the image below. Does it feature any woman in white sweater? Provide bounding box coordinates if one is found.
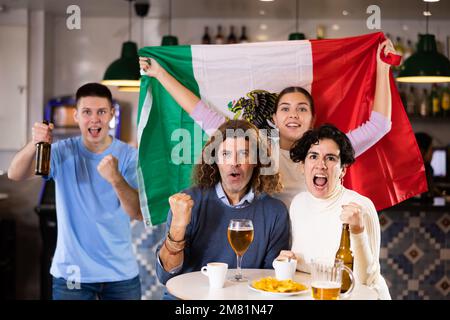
[278,124,391,300]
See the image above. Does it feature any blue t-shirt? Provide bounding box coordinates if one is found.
[156,186,290,285]
[48,136,139,283]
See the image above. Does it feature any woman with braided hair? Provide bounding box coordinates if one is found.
[139,39,397,208]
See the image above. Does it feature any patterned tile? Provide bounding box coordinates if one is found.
[379,209,449,300]
[131,221,166,300]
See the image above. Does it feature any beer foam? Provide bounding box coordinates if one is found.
[228,227,254,231]
[311,281,341,289]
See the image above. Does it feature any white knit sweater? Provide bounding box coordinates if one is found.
[289,185,391,300]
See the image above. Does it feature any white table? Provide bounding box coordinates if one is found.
[166,268,378,300]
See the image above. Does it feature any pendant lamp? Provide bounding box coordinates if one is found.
[288,0,305,40]
[397,1,450,83]
[102,0,140,87]
[118,1,150,93]
[161,0,178,46]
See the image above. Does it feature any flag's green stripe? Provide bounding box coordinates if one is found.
[137,45,203,225]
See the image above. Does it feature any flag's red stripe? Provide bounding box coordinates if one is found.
[310,32,427,210]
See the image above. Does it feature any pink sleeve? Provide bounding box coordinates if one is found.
[346,111,392,158]
[190,100,226,135]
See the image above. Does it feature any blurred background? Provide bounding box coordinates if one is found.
[0,0,449,300]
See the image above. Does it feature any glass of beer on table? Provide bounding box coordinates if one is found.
[310,258,355,300]
[227,219,254,281]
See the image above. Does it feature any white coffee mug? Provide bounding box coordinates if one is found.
[201,262,228,289]
[272,258,297,280]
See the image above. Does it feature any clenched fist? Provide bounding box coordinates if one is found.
[32,122,54,145]
[97,154,121,185]
[169,193,194,229]
[340,202,364,234]
[139,57,164,78]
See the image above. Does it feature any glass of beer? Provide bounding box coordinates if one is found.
[227,219,254,282]
[310,258,355,300]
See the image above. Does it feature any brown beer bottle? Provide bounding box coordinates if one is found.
[335,223,354,292]
[35,120,51,176]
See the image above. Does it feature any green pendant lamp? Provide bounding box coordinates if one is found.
[288,0,305,40]
[102,0,140,87]
[161,0,178,46]
[397,2,450,83]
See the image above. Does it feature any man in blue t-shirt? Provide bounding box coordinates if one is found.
[8,83,142,300]
[156,120,290,297]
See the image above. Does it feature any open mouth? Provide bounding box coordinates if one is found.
[229,172,242,181]
[285,122,301,128]
[313,174,328,188]
[88,127,102,137]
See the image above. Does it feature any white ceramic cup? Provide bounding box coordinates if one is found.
[201,262,228,289]
[272,258,297,280]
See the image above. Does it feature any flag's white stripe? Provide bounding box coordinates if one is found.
[138,166,153,228]
[137,88,153,145]
[137,87,153,227]
[191,40,313,119]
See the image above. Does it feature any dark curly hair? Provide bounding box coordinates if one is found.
[290,124,355,167]
[192,119,282,195]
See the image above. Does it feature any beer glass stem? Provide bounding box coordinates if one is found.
[235,254,243,280]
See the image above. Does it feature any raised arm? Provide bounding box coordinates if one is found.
[8,122,53,181]
[139,57,226,133]
[373,39,394,120]
[346,39,397,157]
[97,154,142,221]
[139,57,200,114]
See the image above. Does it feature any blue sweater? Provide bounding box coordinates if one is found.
[156,186,290,285]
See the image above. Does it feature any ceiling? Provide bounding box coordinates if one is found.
[0,0,449,20]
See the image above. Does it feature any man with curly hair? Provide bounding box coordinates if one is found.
[155,120,290,298]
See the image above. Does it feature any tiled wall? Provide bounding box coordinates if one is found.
[379,209,449,300]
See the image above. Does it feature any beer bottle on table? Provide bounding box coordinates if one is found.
[35,120,51,176]
[335,223,354,293]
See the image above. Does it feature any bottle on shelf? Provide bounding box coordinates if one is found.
[35,120,51,176]
[431,84,441,117]
[202,26,211,44]
[227,25,237,44]
[406,86,417,116]
[215,25,224,44]
[419,88,429,117]
[398,84,408,111]
[394,36,405,57]
[239,26,249,43]
[403,39,414,61]
[316,25,325,40]
[335,223,354,293]
[441,84,450,118]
